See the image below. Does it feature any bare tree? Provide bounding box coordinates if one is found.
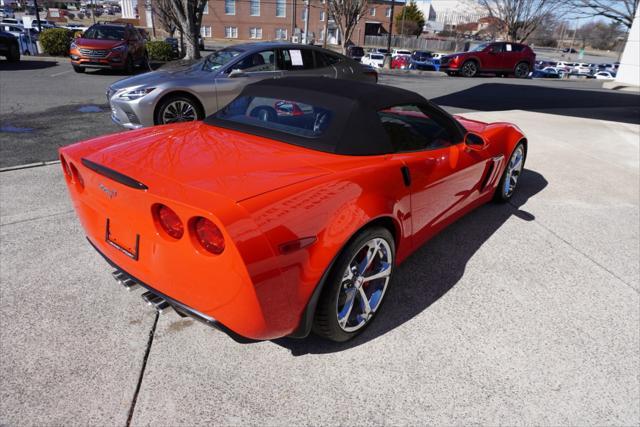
[563,0,638,29]
[153,0,181,38]
[480,0,565,42]
[157,0,207,60]
[328,0,369,53]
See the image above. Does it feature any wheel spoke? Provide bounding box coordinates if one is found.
[357,286,371,316]
[338,288,357,328]
[362,262,391,282]
[358,240,380,275]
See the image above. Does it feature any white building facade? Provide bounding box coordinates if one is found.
[615,8,640,88]
[415,0,487,28]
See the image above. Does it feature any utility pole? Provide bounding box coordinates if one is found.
[400,3,406,36]
[92,0,96,24]
[32,0,41,32]
[322,0,328,48]
[291,0,297,42]
[303,0,310,43]
[385,0,396,68]
[568,18,579,60]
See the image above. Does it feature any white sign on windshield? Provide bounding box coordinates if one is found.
[22,16,34,29]
[290,49,303,66]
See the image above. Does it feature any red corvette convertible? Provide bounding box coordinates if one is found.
[59,78,527,342]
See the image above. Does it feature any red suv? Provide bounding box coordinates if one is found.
[440,42,535,78]
[70,23,147,74]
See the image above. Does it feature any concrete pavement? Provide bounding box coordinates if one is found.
[0,110,638,425]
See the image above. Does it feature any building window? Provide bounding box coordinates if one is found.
[319,10,325,21]
[250,0,260,16]
[275,27,287,40]
[276,0,285,17]
[386,7,392,18]
[370,7,375,16]
[203,2,208,14]
[225,26,238,38]
[201,26,212,38]
[225,0,235,15]
[250,27,262,39]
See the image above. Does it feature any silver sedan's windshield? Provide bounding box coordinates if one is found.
[203,49,243,72]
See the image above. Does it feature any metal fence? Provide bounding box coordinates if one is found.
[364,35,458,52]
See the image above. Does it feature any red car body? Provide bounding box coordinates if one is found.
[59,78,527,342]
[391,55,411,70]
[440,42,535,78]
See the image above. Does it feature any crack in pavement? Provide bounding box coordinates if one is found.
[126,311,159,427]
[0,210,75,227]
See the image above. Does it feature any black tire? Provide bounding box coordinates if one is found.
[514,62,530,79]
[313,226,396,342]
[7,43,20,62]
[494,141,526,203]
[249,106,277,122]
[154,94,203,125]
[72,65,85,73]
[461,60,478,77]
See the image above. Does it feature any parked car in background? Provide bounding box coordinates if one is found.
[529,68,561,79]
[346,45,364,62]
[440,42,535,78]
[0,7,15,20]
[391,55,410,69]
[430,52,445,60]
[555,61,575,72]
[362,52,385,68]
[409,50,438,71]
[0,30,19,61]
[69,23,148,74]
[541,66,565,77]
[106,42,378,129]
[391,49,411,58]
[563,47,577,53]
[573,63,593,75]
[368,47,389,55]
[594,71,616,80]
[165,37,180,58]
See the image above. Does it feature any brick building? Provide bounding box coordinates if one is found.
[138,0,401,46]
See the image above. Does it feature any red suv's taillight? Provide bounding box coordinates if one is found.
[192,217,225,255]
[153,204,184,239]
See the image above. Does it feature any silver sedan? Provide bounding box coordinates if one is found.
[107,42,378,129]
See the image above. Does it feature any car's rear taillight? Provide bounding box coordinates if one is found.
[153,204,184,239]
[192,217,225,255]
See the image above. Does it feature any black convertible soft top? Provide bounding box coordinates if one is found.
[204,77,466,155]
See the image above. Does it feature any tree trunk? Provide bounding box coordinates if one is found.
[183,28,200,60]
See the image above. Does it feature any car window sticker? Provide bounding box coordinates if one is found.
[290,50,304,66]
[506,44,512,52]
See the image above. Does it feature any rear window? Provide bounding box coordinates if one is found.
[215,96,333,139]
[371,54,384,60]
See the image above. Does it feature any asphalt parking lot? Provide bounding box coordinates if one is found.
[1,57,639,425]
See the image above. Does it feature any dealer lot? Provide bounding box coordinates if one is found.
[1,57,639,425]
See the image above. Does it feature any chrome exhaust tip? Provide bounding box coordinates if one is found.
[141,291,173,314]
[113,270,139,291]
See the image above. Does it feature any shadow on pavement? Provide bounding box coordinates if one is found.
[274,168,548,355]
[0,59,59,70]
[432,83,640,125]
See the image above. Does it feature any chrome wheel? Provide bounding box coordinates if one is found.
[462,61,477,77]
[336,237,393,332]
[161,100,197,124]
[504,145,524,197]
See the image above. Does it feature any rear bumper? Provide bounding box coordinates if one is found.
[88,238,256,343]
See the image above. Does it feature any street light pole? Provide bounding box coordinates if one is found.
[322,0,328,48]
[303,0,310,43]
[32,0,42,32]
[385,0,396,68]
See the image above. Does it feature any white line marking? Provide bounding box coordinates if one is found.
[51,70,71,77]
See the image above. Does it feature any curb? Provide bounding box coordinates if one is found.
[0,160,60,172]
[379,69,447,78]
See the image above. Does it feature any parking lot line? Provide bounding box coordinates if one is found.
[50,70,71,77]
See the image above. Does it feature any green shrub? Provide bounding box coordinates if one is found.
[146,40,174,61]
[39,28,73,56]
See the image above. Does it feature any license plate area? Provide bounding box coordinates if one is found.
[105,218,140,260]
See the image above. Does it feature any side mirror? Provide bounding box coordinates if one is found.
[228,69,246,78]
[464,132,487,149]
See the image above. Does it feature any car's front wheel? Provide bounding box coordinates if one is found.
[495,142,526,202]
[72,65,85,73]
[155,95,202,125]
[461,60,478,77]
[313,226,395,342]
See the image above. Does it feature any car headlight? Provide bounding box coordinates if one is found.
[112,45,127,53]
[118,87,155,100]
[70,42,77,50]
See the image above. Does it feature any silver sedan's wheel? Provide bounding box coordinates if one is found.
[336,237,393,332]
[161,99,198,124]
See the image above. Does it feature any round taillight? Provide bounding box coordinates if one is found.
[155,204,184,239]
[193,217,225,254]
[60,155,71,178]
[69,163,84,189]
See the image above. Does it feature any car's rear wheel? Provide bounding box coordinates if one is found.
[514,62,530,78]
[155,95,202,125]
[72,65,85,73]
[495,142,526,202]
[7,43,20,62]
[461,60,478,77]
[313,227,395,342]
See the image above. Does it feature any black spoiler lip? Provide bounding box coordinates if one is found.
[81,158,148,190]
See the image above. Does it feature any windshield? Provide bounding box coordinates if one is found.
[470,43,490,52]
[412,51,432,60]
[202,48,243,72]
[83,26,124,40]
